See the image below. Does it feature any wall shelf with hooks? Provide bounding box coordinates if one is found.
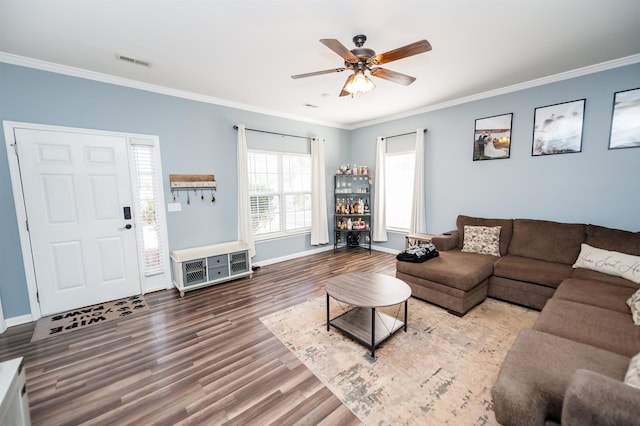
[169,174,216,190]
[169,174,217,204]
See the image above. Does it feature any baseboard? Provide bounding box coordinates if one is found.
[371,244,401,255]
[252,243,401,268]
[144,282,173,293]
[5,314,34,329]
[253,244,335,268]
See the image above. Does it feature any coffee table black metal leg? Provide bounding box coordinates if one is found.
[326,293,330,331]
[371,308,376,358]
[404,299,408,332]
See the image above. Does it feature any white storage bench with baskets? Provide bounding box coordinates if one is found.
[170,241,252,296]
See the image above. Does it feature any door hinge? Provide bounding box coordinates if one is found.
[13,143,18,156]
[26,220,29,232]
[36,292,39,303]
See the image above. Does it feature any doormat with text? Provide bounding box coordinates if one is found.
[30,295,149,342]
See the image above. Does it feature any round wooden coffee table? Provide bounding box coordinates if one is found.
[326,272,411,357]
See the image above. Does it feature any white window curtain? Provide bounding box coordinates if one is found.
[373,136,388,241]
[236,124,256,257]
[310,137,329,245]
[410,128,427,234]
[0,297,5,334]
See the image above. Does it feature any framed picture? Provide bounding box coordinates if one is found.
[608,87,640,150]
[532,99,585,156]
[473,113,512,161]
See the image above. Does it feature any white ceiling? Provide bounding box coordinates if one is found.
[1,0,639,128]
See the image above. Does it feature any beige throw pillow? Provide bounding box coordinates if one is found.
[461,225,501,257]
[628,289,640,326]
[625,352,640,389]
[573,243,640,284]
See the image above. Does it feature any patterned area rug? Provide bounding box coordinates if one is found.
[31,295,148,342]
[260,296,539,425]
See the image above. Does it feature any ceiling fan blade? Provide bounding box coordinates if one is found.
[320,39,359,63]
[291,68,347,79]
[371,40,432,65]
[370,67,416,86]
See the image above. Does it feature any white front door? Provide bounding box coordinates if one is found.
[14,128,141,316]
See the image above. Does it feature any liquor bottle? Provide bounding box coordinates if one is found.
[364,198,369,213]
[345,198,350,215]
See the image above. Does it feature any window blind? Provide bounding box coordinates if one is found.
[132,143,164,276]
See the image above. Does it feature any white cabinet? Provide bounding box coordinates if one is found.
[171,241,252,296]
[0,358,31,426]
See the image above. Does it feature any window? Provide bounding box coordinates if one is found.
[385,151,415,231]
[131,142,164,276]
[132,144,164,276]
[248,150,312,239]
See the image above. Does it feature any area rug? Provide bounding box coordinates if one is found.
[260,296,539,425]
[31,295,148,342]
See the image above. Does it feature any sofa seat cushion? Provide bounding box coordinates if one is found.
[395,250,496,292]
[488,276,556,310]
[493,255,573,288]
[492,329,629,426]
[571,267,639,289]
[533,299,640,357]
[396,271,487,315]
[553,278,637,314]
[508,219,585,265]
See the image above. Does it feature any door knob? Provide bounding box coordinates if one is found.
[119,224,133,230]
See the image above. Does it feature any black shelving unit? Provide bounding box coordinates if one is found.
[334,174,372,254]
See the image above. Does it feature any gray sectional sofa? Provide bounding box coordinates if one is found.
[395,215,640,424]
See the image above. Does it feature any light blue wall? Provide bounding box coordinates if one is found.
[353,63,640,252]
[1,61,639,319]
[0,62,348,318]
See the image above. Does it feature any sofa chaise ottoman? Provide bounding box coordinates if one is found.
[396,215,512,315]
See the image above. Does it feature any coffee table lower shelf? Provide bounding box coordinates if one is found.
[328,306,406,357]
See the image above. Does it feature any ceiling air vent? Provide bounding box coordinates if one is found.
[117,54,151,67]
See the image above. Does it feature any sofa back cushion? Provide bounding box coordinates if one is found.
[585,224,640,256]
[456,215,513,256]
[508,219,585,265]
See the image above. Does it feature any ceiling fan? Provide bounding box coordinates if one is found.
[291,35,432,97]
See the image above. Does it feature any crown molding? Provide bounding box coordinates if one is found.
[350,54,640,129]
[0,51,349,130]
[2,51,638,131]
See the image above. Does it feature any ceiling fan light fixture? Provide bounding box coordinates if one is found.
[344,70,375,97]
[296,35,430,96]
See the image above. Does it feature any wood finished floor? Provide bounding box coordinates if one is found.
[0,249,397,425]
